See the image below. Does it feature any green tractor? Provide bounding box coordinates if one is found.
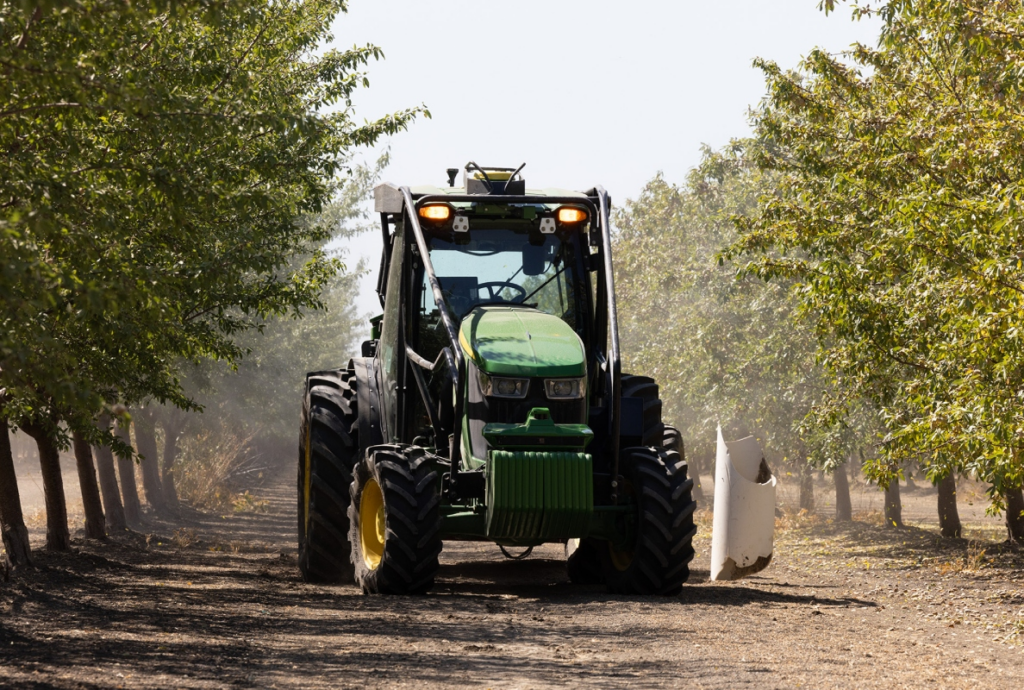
[298,163,696,595]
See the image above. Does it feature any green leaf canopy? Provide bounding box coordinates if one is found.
[0,1,422,435]
[734,0,1024,494]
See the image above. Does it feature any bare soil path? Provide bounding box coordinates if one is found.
[1,476,1022,689]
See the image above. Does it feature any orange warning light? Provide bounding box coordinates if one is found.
[556,207,587,224]
[419,204,452,222]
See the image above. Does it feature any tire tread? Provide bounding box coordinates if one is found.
[349,445,443,594]
[604,446,697,595]
[298,368,359,584]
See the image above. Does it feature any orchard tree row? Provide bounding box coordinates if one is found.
[616,0,1024,543]
[0,0,421,570]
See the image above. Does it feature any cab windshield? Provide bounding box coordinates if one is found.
[414,222,588,359]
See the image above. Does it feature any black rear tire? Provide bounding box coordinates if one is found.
[621,374,665,446]
[662,425,683,459]
[349,445,442,594]
[663,424,705,504]
[298,368,358,583]
[601,446,697,595]
[568,377,672,587]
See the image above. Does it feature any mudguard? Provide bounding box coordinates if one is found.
[351,357,384,453]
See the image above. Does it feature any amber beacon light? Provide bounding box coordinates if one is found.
[418,204,452,221]
[556,206,587,224]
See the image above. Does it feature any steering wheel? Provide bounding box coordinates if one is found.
[477,281,527,303]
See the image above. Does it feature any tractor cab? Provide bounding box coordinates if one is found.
[412,202,589,365]
[298,163,697,595]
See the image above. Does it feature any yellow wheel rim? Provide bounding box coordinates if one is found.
[360,478,386,570]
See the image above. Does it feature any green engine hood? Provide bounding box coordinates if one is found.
[459,306,585,378]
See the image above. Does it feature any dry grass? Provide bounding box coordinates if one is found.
[232,490,269,514]
[22,507,47,530]
[206,541,244,554]
[936,540,990,575]
[775,506,825,531]
[173,422,269,512]
[1009,619,1024,643]
[693,507,714,531]
[852,509,886,526]
[170,527,198,549]
[23,502,87,532]
[205,539,275,554]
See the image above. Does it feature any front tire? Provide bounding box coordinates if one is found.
[298,369,358,583]
[349,445,442,594]
[602,446,697,595]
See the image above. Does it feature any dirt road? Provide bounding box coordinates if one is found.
[1,477,1022,689]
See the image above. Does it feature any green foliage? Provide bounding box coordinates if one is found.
[0,2,422,441]
[179,157,381,451]
[732,0,1024,496]
[615,144,862,471]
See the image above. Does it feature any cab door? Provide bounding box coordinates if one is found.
[378,219,407,442]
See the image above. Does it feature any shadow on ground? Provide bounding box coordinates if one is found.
[794,518,1024,573]
[3,480,1022,689]
[0,538,878,690]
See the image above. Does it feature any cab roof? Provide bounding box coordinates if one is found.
[410,185,589,200]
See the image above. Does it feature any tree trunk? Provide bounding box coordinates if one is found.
[133,407,165,513]
[93,415,127,532]
[936,473,962,538]
[22,423,70,551]
[71,430,106,540]
[114,418,142,526]
[0,423,32,567]
[799,465,815,513]
[1005,486,1024,544]
[158,408,184,509]
[884,477,904,528]
[834,460,852,522]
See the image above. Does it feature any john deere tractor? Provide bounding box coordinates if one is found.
[298,163,695,595]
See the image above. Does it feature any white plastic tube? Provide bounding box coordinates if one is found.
[710,426,777,581]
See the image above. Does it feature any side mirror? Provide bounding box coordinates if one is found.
[523,243,547,276]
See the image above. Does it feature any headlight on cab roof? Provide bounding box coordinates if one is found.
[544,377,585,400]
[480,373,529,399]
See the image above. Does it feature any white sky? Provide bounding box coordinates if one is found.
[329,0,881,321]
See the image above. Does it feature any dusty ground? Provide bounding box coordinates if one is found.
[1,470,1023,689]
